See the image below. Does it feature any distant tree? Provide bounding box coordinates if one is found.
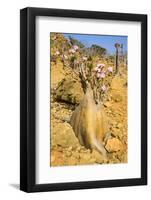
[85,44,107,57]
[68,36,85,48]
[91,44,107,56]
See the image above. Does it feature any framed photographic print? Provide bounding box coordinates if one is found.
[20,7,147,192]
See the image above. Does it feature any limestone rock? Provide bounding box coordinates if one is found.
[55,78,84,104]
[110,76,124,102]
[51,61,65,88]
[105,138,124,153]
[53,122,79,148]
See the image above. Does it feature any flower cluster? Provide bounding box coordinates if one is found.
[82,56,87,61]
[69,45,79,54]
[97,72,105,79]
[94,63,113,80]
[51,33,115,103]
[55,50,60,56]
[92,63,113,96]
[96,63,105,69]
[73,45,79,51]
[69,49,76,54]
[94,63,106,79]
[107,66,113,73]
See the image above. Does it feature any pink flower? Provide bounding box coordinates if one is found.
[73,45,79,51]
[96,73,100,78]
[107,67,113,72]
[99,72,106,78]
[97,68,102,73]
[69,49,76,54]
[55,50,60,56]
[101,85,107,91]
[94,66,99,71]
[94,63,105,72]
[96,63,105,68]
[97,72,105,78]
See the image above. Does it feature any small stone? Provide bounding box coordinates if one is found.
[105,138,124,153]
[82,153,91,161]
[76,146,82,152]
[66,151,72,157]
[108,110,112,113]
[91,150,104,164]
[116,123,122,129]
[67,146,73,151]
[104,101,112,107]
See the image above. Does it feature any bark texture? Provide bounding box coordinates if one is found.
[70,87,107,157]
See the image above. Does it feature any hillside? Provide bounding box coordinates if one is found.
[50,33,127,166]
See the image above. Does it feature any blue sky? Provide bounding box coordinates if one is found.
[63,33,127,54]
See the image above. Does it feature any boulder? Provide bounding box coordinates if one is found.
[52,122,79,148]
[105,138,124,153]
[55,77,84,104]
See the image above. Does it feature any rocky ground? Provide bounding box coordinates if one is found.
[50,61,128,167]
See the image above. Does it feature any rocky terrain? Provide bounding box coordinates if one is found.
[50,33,127,166]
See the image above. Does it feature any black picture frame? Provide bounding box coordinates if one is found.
[20,7,147,193]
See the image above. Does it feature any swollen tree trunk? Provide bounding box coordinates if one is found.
[70,86,107,157]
